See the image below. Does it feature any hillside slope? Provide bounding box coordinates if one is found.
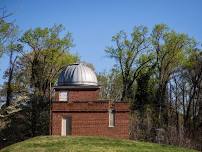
[0,136,197,152]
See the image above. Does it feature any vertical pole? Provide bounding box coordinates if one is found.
[49,82,52,135]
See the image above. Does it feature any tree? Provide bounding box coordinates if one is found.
[0,8,13,59]
[105,26,151,101]
[182,50,202,133]
[97,67,123,101]
[133,64,155,113]
[18,24,78,136]
[165,50,202,147]
[151,24,193,127]
[3,26,22,106]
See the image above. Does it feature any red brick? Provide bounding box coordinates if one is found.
[51,88,130,139]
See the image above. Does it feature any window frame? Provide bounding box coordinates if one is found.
[108,109,115,127]
[59,91,69,102]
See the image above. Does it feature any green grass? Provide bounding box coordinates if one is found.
[0,136,197,152]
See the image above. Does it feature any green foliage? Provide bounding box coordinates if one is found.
[151,24,194,79]
[0,18,12,58]
[20,25,73,52]
[19,24,78,89]
[106,26,151,101]
[105,24,202,146]
[11,25,79,137]
[150,24,197,127]
[133,67,155,110]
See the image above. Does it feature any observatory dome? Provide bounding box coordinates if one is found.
[57,63,98,86]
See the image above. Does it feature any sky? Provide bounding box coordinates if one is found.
[0,0,202,85]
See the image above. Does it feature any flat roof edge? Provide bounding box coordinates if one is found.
[53,85,101,90]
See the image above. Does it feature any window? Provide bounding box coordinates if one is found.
[109,109,115,127]
[59,91,68,101]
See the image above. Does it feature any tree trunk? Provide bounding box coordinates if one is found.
[155,82,168,128]
[6,81,12,106]
[5,52,16,106]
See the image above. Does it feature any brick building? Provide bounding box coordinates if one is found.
[50,63,129,139]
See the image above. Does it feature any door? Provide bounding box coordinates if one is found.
[61,116,72,136]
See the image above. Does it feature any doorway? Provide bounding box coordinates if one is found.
[61,116,72,136]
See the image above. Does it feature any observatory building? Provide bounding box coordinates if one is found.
[50,63,129,138]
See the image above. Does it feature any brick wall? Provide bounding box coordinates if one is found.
[52,101,129,112]
[52,111,129,139]
[54,89,100,102]
[51,102,129,139]
[51,87,130,139]
[69,90,99,101]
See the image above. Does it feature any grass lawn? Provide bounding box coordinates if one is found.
[0,136,197,152]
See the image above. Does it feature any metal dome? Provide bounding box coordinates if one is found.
[57,63,98,86]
